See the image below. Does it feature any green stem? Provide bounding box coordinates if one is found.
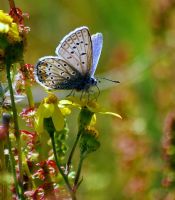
[23,156,36,189]
[50,134,76,200]
[0,140,8,199]
[25,82,35,108]
[73,156,84,191]
[6,129,20,198]
[67,130,82,173]
[6,63,24,199]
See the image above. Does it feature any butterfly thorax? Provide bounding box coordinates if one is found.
[74,74,97,91]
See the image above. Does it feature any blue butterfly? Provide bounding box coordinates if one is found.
[34,26,103,92]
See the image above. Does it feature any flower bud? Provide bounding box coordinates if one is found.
[79,126,100,157]
[2,113,11,125]
[78,106,94,128]
[0,113,11,140]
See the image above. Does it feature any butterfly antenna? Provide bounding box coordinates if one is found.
[97,77,120,83]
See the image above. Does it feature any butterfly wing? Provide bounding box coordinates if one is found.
[55,26,92,75]
[34,56,82,90]
[90,33,103,77]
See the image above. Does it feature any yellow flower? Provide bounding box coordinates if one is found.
[59,96,122,126]
[35,94,70,134]
[0,10,21,43]
[0,10,13,25]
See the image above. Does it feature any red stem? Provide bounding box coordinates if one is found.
[8,0,16,9]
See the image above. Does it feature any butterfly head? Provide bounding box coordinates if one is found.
[90,77,97,87]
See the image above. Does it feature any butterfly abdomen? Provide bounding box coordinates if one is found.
[54,73,96,91]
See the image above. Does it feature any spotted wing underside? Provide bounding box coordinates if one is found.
[55,26,92,75]
[35,56,82,90]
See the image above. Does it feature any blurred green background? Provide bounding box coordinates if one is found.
[2,0,175,199]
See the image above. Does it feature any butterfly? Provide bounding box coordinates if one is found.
[34,26,103,93]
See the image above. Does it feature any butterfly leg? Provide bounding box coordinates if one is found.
[80,90,84,101]
[88,85,100,101]
[66,89,75,97]
[86,90,90,102]
[72,90,76,97]
[95,84,100,100]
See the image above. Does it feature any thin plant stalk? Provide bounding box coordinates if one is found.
[50,134,77,200]
[0,141,8,199]
[25,80,35,108]
[8,0,16,9]
[6,129,20,198]
[6,62,24,199]
[67,130,82,173]
[73,156,84,191]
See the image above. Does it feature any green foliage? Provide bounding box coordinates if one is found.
[54,122,69,160]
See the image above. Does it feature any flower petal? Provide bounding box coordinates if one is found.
[59,99,73,105]
[52,104,65,131]
[36,104,53,118]
[35,114,44,133]
[90,114,96,126]
[60,107,71,115]
[99,111,122,119]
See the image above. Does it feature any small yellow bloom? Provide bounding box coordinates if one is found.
[0,10,13,25]
[7,22,21,43]
[60,96,122,120]
[0,10,21,43]
[35,94,70,134]
[59,97,122,131]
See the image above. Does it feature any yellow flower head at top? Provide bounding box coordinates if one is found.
[0,10,21,43]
